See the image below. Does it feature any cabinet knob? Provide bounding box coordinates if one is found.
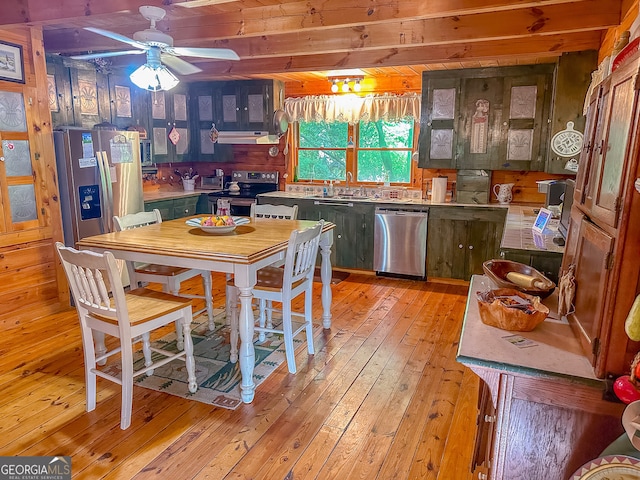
[484,414,496,423]
[478,473,488,480]
[469,245,474,250]
[337,234,342,239]
[184,209,190,214]
[458,244,464,249]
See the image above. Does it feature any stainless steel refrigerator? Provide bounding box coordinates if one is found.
[53,127,144,248]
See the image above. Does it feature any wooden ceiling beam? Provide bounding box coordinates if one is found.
[185,3,618,60]
[41,0,619,56]
[0,0,593,27]
[159,31,602,78]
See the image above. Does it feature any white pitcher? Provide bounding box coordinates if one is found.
[493,183,514,204]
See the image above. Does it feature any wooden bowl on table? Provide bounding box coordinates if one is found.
[476,288,549,332]
[482,259,555,299]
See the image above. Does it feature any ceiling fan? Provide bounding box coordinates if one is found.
[70,5,239,90]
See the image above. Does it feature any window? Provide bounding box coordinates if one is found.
[296,118,415,184]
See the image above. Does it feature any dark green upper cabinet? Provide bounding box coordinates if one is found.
[46,55,111,129]
[418,65,554,172]
[107,72,150,133]
[149,84,191,163]
[188,82,233,162]
[214,80,284,132]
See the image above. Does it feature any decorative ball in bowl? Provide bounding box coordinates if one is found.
[482,259,555,298]
[186,215,236,234]
[476,288,549,332]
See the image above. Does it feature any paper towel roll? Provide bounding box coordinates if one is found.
[432,177,448,203]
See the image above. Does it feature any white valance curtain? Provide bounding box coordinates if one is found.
[284,93,421,124]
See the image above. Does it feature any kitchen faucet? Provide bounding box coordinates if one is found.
[346,171,353,193]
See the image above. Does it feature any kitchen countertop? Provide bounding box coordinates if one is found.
[457,275,599,384]
[144,190,209,202]
[259,190,511,208]
[500,205,564,254]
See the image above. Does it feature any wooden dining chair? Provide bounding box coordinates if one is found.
[225,203,299,327]
[114,209,214,349]
[250,203,299,220]
[227,220,324,373]
[55,242,198,430]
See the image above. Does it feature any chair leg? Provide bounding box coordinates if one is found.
[305,288,315,355]
[93,330,107,366]
[167,281,185,351]
[281,299,297,374]
[229,286,239,363]
[181,312,198,393]
[120,339,135,430]
[142,332,154,376]
[258,298,267,342]
[201,271,214,330]
[83,327,98,412]
[266,300,274,330]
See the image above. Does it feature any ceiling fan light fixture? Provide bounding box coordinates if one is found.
[331,79,339,93]
[130,63,179,91]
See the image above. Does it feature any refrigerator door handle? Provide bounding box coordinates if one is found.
[97,151,113,233]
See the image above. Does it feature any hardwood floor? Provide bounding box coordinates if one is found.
[0,272,479,479]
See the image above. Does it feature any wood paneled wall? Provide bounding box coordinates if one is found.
[0,27,66,319]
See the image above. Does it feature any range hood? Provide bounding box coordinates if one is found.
[217,131,280,145]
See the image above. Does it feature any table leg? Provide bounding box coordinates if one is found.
[319,231,334,329]
[236,279,256,403]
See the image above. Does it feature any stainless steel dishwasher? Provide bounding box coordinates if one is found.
[374,208,428,278]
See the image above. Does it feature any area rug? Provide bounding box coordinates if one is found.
[103,310,307,410]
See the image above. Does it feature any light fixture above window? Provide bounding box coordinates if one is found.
[129,46,179,92]
[327,74,365,94]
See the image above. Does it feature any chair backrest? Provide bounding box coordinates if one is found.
[250,203,298,220]
[55,242,128,325]
[282,220,324,290]
[113,209,163,232]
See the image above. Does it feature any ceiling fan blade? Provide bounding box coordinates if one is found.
[160,54,203,75]
[84,27,148,50]
[70,50,146,60]
[165,46,240,61]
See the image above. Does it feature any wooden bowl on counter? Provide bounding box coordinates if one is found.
[482,259,555,299]
[476,288,549,332]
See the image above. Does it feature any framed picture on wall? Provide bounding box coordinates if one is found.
[0,41,24,84]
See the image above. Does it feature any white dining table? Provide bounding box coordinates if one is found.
[77,216,335,403]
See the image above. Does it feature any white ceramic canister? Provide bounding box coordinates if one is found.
[431,176,448,203]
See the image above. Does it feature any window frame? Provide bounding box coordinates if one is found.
[293,119,417,186]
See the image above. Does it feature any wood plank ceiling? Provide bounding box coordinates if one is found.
[0,0,626,89]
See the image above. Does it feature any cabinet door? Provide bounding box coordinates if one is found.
[584,62,639,228]
[568,216,614,366]
[173,197,198,219]
[472,380,496,479]
[216,81,275,132]
[466,217,505,278]
[190,84,233,162]
[417,77,460,169]
[150,86,190,163]
[456,77,503,170]
[574,84,604,206]
[307,201,373,269]
[496,74,551,171]
[144,199,174,221]
[107,73,150,132]
[70,67,111,128]
[46,58,74,127]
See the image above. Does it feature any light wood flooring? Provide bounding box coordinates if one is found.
[0,271,479,479]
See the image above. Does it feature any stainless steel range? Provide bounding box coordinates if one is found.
[207,170,279,216]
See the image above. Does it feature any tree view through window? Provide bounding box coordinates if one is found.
[297,118,414,183]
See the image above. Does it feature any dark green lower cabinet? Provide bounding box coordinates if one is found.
[144,195,201,221]
[428,207,506,280]
[257,196,375,270]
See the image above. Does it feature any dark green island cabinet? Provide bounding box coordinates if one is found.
[427,207,507,280]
